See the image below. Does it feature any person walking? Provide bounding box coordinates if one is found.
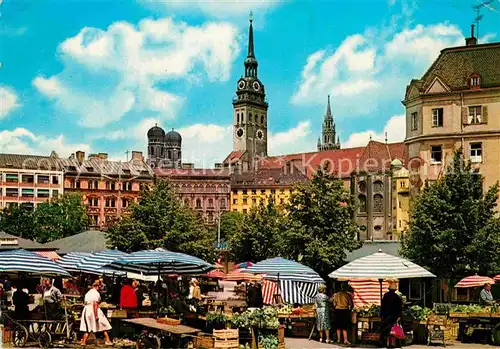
[332,282,353,345]
[380,279,403,348]
[314,284,331,343]
[80,281,112,346]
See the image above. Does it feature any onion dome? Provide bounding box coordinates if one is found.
[165,129,182,144]
[147,125,165,138]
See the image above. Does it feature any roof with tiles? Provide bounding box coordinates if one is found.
[223,151,246,165]
[418,42,500,92]
[59,157,153,178]
[0,153,61,171]
[231,167,308,188]
[156,167,231,179]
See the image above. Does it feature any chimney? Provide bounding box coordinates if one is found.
[98,153,108,160]
[466,24,477,46]
[88,154,100,161]
[131,151,143,162]
[75,151,85,164]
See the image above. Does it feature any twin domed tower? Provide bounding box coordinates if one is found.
[147,125,182,168]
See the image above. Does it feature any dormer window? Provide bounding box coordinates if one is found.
[470,74,480,89]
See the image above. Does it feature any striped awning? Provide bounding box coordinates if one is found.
[329,250,436,280]
[56,252,92,272]
[349,279,389,307]
[202,270,225,279]
[455,275,495,288]
[35,251,61,261]
[263,280,278,304]
[245,257,324,283]
[107,249,213,276]
[224,269,262,282]
[0,249,70,276]
[76,250,128,276]
[279,280,319,305]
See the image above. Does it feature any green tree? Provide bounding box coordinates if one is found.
[228,200,285,262]
[106,179,216,262]
[282,168,361,279]
[401,151,499,277]
[216,211,245,246]
[0,205,36,239]
[33,193,90,243]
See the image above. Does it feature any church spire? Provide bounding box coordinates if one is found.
[317,95,340,151]
[244,12,258,78]
[325,95,332,118]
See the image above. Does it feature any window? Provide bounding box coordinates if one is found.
[242,198,247,204]
[21,189,34,198]
[208,198,214,208]
[252,198,257,205]
[373,194,383,213]
[207,212,214,223]
[252,189,257,195]
[280,198,285,204]
[71,180,81,189]
[248,113,252,122]
[22,175,34,183]
[105,198,116,208]
[468,106,482,124]
[255,114,258,123]
[261,190,266,194]
[261,115,264,124]
[470,143,482,163]
[220,199,226,209]
[232,189,238,194]
[123,182,132,191]
[122,198,129,208]
[243,209,247,214]
[237,113,240,123]
[106,181,115,190]
[89,180,98,190]
[242,189,247,195]
[88,198,99,207]
[432,108,443,127]
[470,75,480,88]
[409,280,422,300]
[90,215,99,226]
[358,195,367,213]
[37,175,49,184]
[431,145,443,163]
[52,176,59,185]
[37,189,50,198]
[21,202,34,211]
[270,189,276,194]
[5,174,18,183]
[196,199,202,208]
[410,112,418,131]
[52,190,59,197]
[232,199,237,205]
[150,146,154,155]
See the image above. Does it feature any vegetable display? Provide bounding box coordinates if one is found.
[406,306,433,321]
[356,304,380,317]
[259,334,279,349]
[231,307,279,329]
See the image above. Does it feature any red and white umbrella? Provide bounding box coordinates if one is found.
[494,275,500,282]
[202,270,225,279]
[224,269,262,282]
[455,274,495,288]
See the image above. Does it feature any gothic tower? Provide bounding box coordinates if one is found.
[232,15,269,170]
[317,95,340,151]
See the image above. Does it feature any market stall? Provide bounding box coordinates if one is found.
[329,249,436,344]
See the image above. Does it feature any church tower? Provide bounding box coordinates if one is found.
[232,14,269,170]
[317,95,340,151]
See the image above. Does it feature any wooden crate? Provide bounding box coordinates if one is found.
[491,313,500,318]
[157,317,181,326]
[109,309,128,318]
[2,327,12,344]
[469,312,490,318]
[214,339,238,348]
[449,312,468,318]
[195,333,214,349]
[361,332,380,342]
[213,329,238,339]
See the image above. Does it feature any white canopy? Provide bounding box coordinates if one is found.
[329,250,436,280]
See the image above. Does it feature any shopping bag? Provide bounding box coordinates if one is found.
[390,323,405,339]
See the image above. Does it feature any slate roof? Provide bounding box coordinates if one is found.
[0,153,61,171]
[419,42,500,92]
[58,158,153,178]
[0,231,49,250]
[156,168,231,179]
[44,230,108,254]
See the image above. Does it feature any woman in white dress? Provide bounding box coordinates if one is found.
[80,281,112,346]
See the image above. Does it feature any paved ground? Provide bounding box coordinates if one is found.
[285,338,492,349]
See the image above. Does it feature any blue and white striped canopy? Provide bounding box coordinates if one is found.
[280,280,320,305]
[245,257,324,283]
[107,249,213,276]
[75,250,128,276]
[0,249,70,276]
[56,252,91,273]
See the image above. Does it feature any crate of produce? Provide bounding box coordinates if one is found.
[291,322,310,337]
[2,326,12,344]
[156,317,181,326]
[195,333,214,349]
[214,339,238,348]
[213,329,238,339]
[491,312,500,318]
[449,312,468,318]
[469,312,490,318]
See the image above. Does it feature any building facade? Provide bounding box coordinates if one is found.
[317,95,341,151]
[60,151,153,228]
[156,168,231,225]
[147,125,182,169]
[404,33,500,191]
[0,153,64,210]
[229,17,269,171]
[230,168,308,213]
[391,160,410,237]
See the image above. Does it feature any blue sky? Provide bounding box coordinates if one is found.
[1,0,499,167]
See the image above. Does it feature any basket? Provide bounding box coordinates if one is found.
[195,333,214,349]
[156,317,181,326]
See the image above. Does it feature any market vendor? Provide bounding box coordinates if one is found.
[12,281,30,319]
[480,283,494,305]
[120,279,138,310]
[188,278,202,302]
[43,278,62,318]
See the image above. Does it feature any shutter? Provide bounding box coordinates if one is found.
[482,106,488,124]
[461,106,468,125]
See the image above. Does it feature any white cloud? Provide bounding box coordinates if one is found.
[33,17,240,128]
[0,128,91,157]
[343,114,405,148]
[0,86,20,119]
[151,0,281,18]
[268,121,314,155]
[291,23,465,116]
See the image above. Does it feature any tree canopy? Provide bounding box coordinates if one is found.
[401,152,500,277]
[106,179,216,262]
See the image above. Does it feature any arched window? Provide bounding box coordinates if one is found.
[161,147,164,156]
[358,195,366,213]
[208,198,214,207]
[237,113,240,123]
[150,146,154,156]
[261,115,264,124]
[220,199,226,209]
[196,199,201,208]
[248,112,252,123]
[373,180,383,192]
[255,114,258,123]
[167,150,172,159]
[373,194,383,213]
[358,181,366,192]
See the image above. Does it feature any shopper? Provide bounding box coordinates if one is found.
[120,279,138,314]
[314,284,331,343]
[333,282,353,345]
[80,281,112,346]
[380,279,403,348]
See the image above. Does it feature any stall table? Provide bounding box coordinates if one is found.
[449,312,500,345]
[122,318,200,349]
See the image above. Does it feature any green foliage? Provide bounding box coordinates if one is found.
[227,200,285,262]
[230,307,279,329]
[282,168,361,278]
[216,211,245,246]
[401,152,500,277]
[106,178,216,262]
[0,193,89,243]
[206,311,228,324]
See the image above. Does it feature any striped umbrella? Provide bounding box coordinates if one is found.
[495,275,500,282]
[0,249,70,276]
[76,250,128,276]
[245,257,323,282]
[56,252,91,273]
[224,269,262,282]
[235,262,253,269]
[349,279,390,307]
[107,250,213,276]
[329,250,436,280]
[202,270,225,279]
[455,275,495,288]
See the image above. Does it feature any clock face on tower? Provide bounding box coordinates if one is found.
[253,81,261,91]
[238,80,246,90]
[256,129,264,140]
[236,128,244,139]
